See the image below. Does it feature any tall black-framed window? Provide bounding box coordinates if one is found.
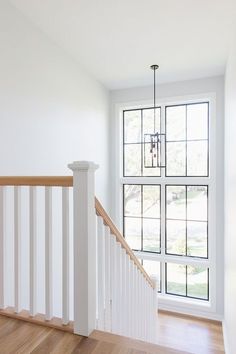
[121,99,212,303]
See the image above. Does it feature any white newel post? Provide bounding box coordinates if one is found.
[68,161,99,337]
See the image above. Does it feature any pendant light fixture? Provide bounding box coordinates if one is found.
[144,64,165,169]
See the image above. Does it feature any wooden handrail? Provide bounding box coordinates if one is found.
[95,198,154,289]
[0,176,73,187]
[0,176,154,288]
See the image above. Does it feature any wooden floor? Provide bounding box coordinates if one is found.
[157,311,225,354]
[0,311,225,354]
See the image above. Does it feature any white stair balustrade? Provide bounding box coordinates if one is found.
[0,177,73,332]
[0,162,158,343]
[95,196,158,344]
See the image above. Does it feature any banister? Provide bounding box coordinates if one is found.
[0,175,154,288]
[95,198,154,289]
[0,176,73,187]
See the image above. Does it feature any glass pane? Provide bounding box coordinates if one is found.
[124,144,141,176]
[143,143,161,176]
[143,108,161,136]
[187,141,208,176]
[124,217,141,250]
[166,142,186,176]
[187,186,208,221]
[142,260,161,292]
[166,186,186,220]
[143,185,160,218]
[166,105,186,141]
[187,221,208,258]
[187,103,208,140]
[124,110,141,143]
[187,266,208,300]
[166,220,186,256]
[143,218,160,253]
[166,263,186,296]
[124,185,141,217]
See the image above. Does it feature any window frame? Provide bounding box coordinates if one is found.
[114,92,216,316]
[165,102,210,177]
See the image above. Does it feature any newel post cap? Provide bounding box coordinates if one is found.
[68,161,99,172]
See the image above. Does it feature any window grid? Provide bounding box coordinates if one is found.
[165,263,209,301]
[123,184,161,254]
[165,185,209,260]
[123,107,161,177]
[165,102,209,177]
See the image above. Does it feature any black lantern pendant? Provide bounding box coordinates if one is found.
[144,65,165,169]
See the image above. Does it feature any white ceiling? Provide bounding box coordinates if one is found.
[9,0,236,89]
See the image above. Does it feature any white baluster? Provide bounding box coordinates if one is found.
[104,225,111,332]
[151,276,158,344]
[144,281,147,342]
[29,186,37,317]
[110,234,117,333]
[134,266,138,339]
[45,187,52,320]
[130,261,135,339]
[14,186,21,313]
[0,187,5,309]
[140,276,144,340]
[125,254,131,338]
[143,280,147,341]
[97,216,105,330]
[137,271,141,338]
[120,248,126,336]
[148,288,153,342]
[62,187,69,325]
[68,161,98,336]
[116,242,122,335]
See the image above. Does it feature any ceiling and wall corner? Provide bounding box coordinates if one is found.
[8,0,236,90]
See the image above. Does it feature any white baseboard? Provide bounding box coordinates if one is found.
[158,302,223,322]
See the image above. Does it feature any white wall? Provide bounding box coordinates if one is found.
[224,35,236,354]
[111,76,225,319]
[0,0,110,208]
[0,0,110,318]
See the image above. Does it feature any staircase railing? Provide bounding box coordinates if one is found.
[95,198,158,343]
[0,175,73,331]
[0,161,158,343]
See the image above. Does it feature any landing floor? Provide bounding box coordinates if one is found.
[0,311,224,353]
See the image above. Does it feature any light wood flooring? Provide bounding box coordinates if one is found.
[157,311,225,354]
[0,311,225,354]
